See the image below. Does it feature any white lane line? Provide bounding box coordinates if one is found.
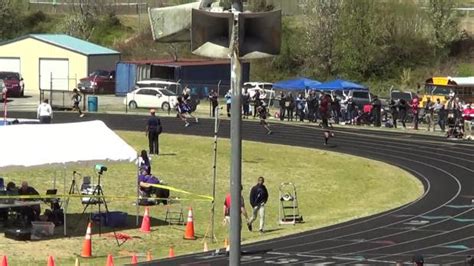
[272,143,464,252]
[245,141,464,265]
[368,234,474,263]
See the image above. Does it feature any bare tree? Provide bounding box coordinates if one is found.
[426,0,460,51]
[60,0,113,40]
[303,0,343,78]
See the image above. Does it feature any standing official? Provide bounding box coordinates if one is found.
[248,176,269,233]
[145,109,162,155]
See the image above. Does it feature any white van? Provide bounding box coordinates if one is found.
[243,82,275,99]
[136,79,181,93]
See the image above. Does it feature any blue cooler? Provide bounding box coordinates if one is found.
[87,96,98,112]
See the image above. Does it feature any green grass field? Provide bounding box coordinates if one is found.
[0,132,423,265]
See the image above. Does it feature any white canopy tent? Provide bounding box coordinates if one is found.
[0,120,137,168]
[0,120,138,235]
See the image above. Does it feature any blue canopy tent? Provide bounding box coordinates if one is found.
[312,79,368,91]
[272,77,321,91]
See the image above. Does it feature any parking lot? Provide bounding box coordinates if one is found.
[5,93,126,113]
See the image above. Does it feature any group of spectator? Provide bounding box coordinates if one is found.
[389,95,473,138]
[207,87,473,139]
[0,180,41,225]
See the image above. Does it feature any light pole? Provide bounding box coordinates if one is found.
[229,9,243,265]
[149,1,281,263]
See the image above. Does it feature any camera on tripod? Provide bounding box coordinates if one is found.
[95,164,108,175]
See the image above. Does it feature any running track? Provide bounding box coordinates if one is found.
[10,111,474,265]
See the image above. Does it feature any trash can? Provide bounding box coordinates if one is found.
[87,96,98,112]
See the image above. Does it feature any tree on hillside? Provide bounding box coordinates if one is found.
[376,1,434,79]
[59,0,101,40]
[0,1,23,40]
[59,0,119,41]
[247,0,273,12]
[303,0,343,78]
[334,0,385,80]
[426,0,460,53]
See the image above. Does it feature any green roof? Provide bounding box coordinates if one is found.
[25,34,120,56]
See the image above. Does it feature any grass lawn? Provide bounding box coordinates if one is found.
[0,132,423,265]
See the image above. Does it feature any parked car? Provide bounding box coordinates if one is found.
[135,79,181,94]
[124,87,178,111]
[390,89,417,103]
[347,90,375,109]
[0,72,22,97]
[78,70,115,94]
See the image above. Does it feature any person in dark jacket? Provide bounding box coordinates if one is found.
[146,109,162,155]
[209,90,219,117]
[319,94,331,128]
[247,176,269,233]
[371,95,382,127]
[278,92,286,121]
[389,99,398,128]
[398,98,408,129]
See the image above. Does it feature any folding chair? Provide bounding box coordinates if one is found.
[164,202,184,225]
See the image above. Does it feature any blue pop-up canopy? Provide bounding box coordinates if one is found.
[273,77,321,91]
[312,79,367,91]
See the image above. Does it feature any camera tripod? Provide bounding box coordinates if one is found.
[81,170,121,246]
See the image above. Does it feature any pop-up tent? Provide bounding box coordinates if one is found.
[272,77,321,91]
[312,79,367,91]
[0,120,138,235]
[0,120,137,168]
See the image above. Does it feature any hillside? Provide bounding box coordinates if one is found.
[2,0,474,96]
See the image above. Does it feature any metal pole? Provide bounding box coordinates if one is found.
[210,106,220,242]
[2,87,7,125]
[229,5,242,265]
[136,154,140,226]
[50,72,53,105]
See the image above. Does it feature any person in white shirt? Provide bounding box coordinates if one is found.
[37,99,53,124]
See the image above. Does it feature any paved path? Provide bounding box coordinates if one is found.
[8,111,474,265]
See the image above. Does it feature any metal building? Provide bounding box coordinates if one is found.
[116,59,250,97]
[0,34,120,95]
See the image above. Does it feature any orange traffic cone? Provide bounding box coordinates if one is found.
[131,253,138,264]
[168,246,175,258]
[146,251,152,261]
[105,254,114,266]
[1,255,8,266]
[203,241,209,252]
[140,207,151,233]
[47,256,55,266]
[106,254,114,266]
[81,222,93,258]
[183,207,196,240]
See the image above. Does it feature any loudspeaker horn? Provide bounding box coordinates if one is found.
[191,9,233,59]
[238,10,282,59]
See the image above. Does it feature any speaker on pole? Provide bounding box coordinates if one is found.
[191,9,282,60]
[238,10,282,59]
[191,9,233,59]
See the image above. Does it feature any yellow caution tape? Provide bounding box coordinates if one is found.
[148,183,214,201]
[0,184,213,202]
